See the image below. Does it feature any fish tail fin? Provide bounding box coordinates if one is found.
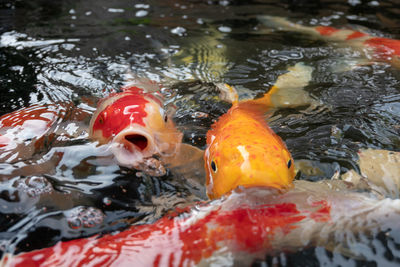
[256,16,314,35]
[253,62,314,109]
[256,15,293,30]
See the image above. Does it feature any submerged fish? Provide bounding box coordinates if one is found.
[4,179,400,266]
[205,63,313,199]
[257,16,400,68]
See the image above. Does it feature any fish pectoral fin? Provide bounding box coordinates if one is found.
[162,143,206,199]
[356,148,400,198]
[163,143,206,196]
[274,63,313,89]
[215,83,239,104]
[164,143,205,176]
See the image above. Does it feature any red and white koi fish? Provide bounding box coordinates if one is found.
[0,104,65,162]
[4,180,400,266]
[257,16,400,68]
[0,103,89,164]
[0,80,199,179]
[88,81,185,176]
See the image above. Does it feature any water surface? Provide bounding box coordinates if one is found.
[1,0,400,265]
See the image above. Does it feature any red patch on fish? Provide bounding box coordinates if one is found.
[122,85,163,106]
[364,37,400,59]
[92,93,149,139]
[0,104,70,152]
[214,203,306,251]
[309,200,331,222]
[6,201,316,266]
[346,31,368,40]
[0,105,60,129]
[315,26,340,36]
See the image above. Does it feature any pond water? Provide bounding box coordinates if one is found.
[1,0,400,266]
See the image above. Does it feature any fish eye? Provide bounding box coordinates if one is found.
[211,160,217,172]
[98,114,105,124]
[287,159,292,169]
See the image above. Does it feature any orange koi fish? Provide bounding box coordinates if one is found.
[89,81,183,176]
[257,16,400,68]
[205,63,313,199]
[5,181,400,266]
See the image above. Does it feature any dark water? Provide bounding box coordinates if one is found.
[1,0,400,265]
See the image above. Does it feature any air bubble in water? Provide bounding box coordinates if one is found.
[14,176,53,197]
[66,206,105,230]
[218,26,232,33]
[136,10,148,17]
[68,218,82,229]
[171,27,186,36]
[103,197,112,206]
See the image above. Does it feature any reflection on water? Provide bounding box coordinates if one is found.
[0,0,400,265]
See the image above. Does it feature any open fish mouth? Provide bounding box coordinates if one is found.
[124,134,148,151]
[111,128,156,168]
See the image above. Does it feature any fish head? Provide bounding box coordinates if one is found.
[205,109,295,199]
[89,88,182,168]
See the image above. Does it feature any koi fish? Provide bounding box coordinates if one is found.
[5,69,400,266]
[88,80,185,177]
[0,80,200,180]
[0,101,95,182]
[205,63,313,199]
[0,103,89,164]
[257,16,400,68]
[4,179,400,266]
[0,104,65,163]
